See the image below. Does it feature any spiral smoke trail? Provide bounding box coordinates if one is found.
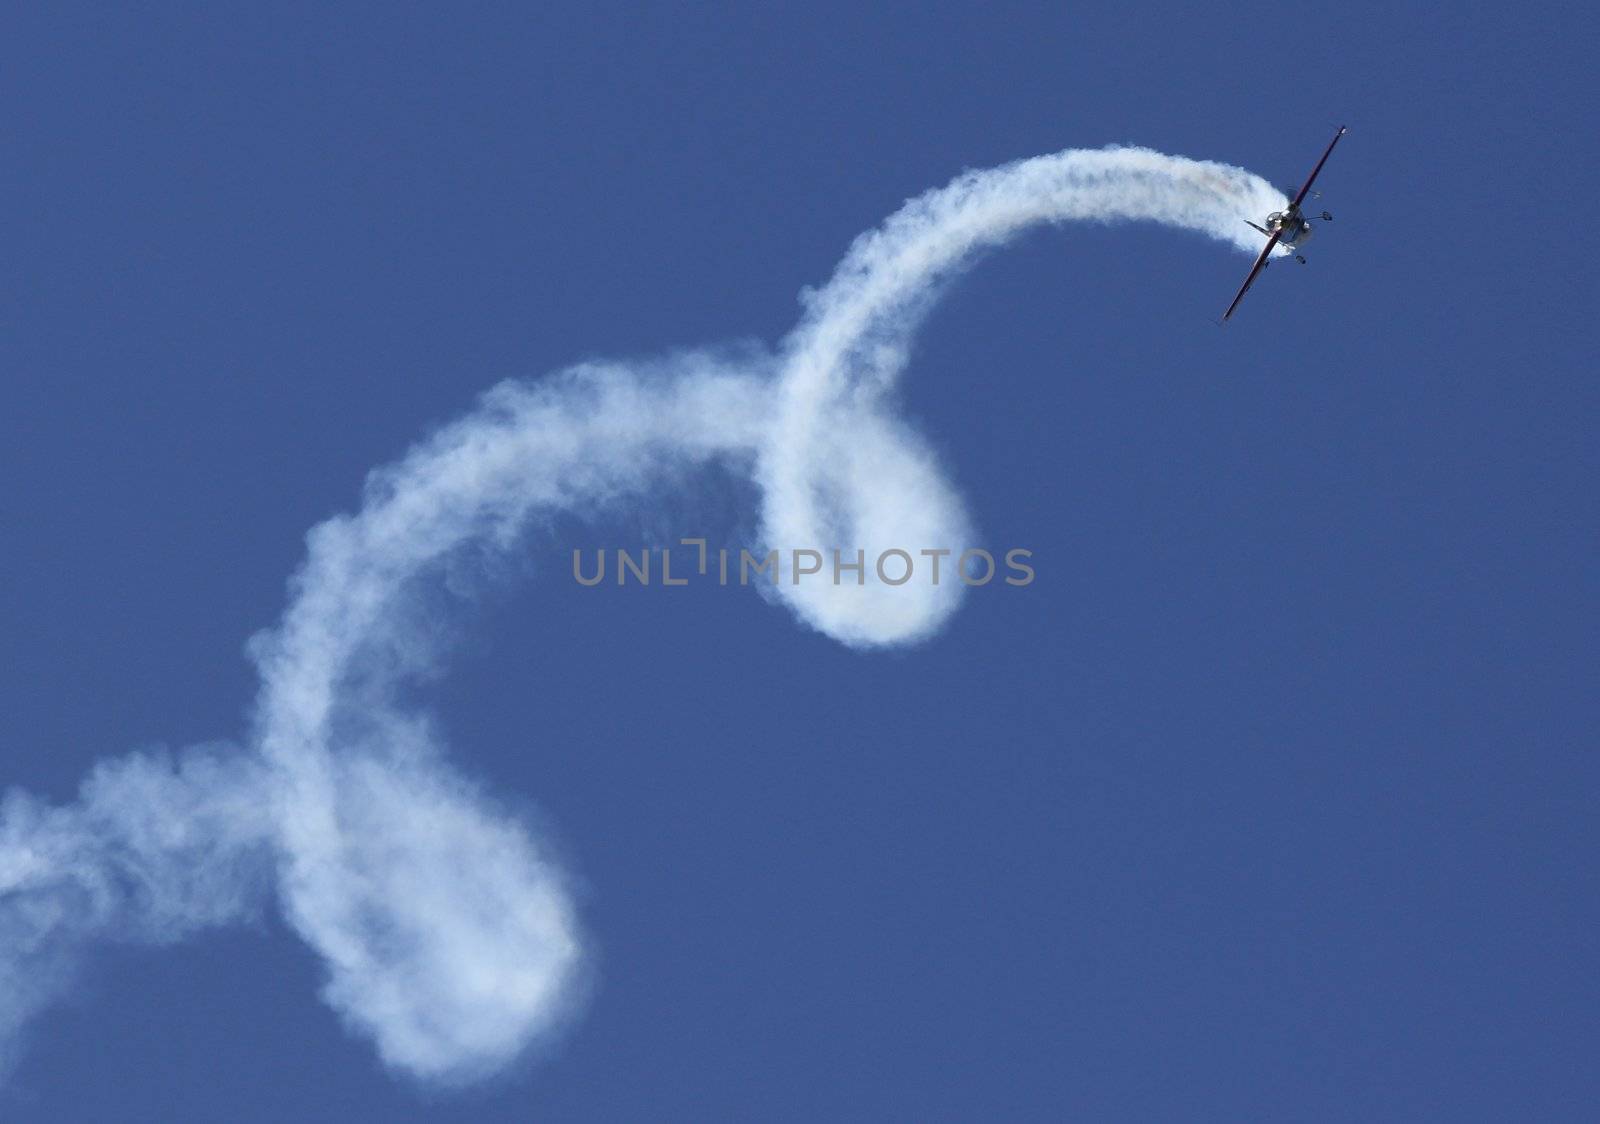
[0,147,1285,1084]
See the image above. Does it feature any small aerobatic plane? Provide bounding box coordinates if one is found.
[1222,126,1348,322]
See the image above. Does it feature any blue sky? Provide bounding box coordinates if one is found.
[2,2,1595,1120]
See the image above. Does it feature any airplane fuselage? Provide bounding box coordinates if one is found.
[1266,205,1315,248]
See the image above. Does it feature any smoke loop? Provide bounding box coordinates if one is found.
[0,147,1285,1084]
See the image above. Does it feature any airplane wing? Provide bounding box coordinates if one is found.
[1289,125,1348,211]
[1222,227,1283,322]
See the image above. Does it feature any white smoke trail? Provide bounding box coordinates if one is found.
[0,147,1284,1085]
[761,147,1283,644]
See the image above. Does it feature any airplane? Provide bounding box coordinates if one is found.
[1222,126,1348,322]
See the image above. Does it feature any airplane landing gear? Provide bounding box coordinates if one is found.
[1295,255,1308,265]
[1320,211,1333,221]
